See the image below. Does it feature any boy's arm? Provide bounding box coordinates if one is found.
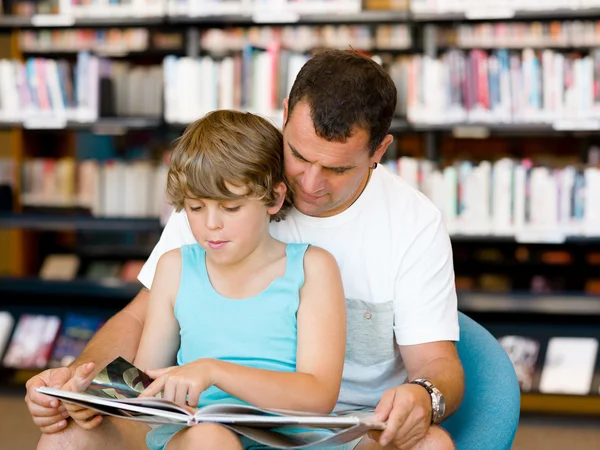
[134,249,182,371]
[200,246,346,413]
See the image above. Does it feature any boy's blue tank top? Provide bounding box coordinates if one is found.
[174,242,309,407]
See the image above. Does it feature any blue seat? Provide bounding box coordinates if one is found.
[441,312,520,450]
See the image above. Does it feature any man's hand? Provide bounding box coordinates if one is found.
[61,362,104,430]
[25,366,73,434]
[140,359,215,408]
[368,383,432,449]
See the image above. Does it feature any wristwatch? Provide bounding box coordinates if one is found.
[410,379,445,425]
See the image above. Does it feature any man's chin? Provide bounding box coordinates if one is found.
[294,200,326,217]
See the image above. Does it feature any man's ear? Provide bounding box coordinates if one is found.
[267,182,287,215]
[282,99,289,126]
[371,134,394,166]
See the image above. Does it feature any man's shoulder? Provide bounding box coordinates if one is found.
[163,209,197,244]
[373,166,442,225]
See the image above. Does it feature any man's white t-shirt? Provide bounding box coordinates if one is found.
[138,165,459,412]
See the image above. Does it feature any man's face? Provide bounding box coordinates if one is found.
[283,101,387,218]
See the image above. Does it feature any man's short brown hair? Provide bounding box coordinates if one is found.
[167,110,290,222]
[287,49,397,155]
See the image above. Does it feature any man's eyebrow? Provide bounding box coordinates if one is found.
[288,142,356,172]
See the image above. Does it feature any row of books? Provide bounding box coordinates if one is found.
[39,254,145,282]
[0,311,104,370]
[0,310,598,397]
[439,21,600,49]
[404,49,600,125]
[19,24,411,56]
[20,158,169,218]
[19,28,183,55]
[5,0,370,19]
[0,55,162,124]
[385,155,600,239]
[11,48,600,128]
[164,51,309,124]
[201,24,411,54]
[411,0,600,14]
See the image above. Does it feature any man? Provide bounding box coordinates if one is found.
[26,49,463,450]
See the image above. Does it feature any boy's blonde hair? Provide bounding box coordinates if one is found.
[167,110,291,222]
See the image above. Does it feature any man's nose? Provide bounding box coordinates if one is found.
[300,165,324,194]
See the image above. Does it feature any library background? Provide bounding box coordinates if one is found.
[0,0,599,448]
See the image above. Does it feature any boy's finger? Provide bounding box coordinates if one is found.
[140,377,165,398]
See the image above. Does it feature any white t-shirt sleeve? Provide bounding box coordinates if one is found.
[138,210,195,290]
[393,210,459,345]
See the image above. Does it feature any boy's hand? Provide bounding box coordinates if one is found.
[140,359,215,408]
[61,362,104,430]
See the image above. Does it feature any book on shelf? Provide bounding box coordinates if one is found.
[385,152,600,240]
[38,356,385,449]
[410,0,600,15]
[539,337,599,396]
[0,312,14,361]
[20,157,169,219]
[49,313,104,368]
[39,254,80,280]
[403,47,600,125]
[2,314,61,369]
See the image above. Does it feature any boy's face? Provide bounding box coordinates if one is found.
[184,184,284,266]
[282,100,390,218]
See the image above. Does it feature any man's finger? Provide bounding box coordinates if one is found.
[378,407,407,447]
[366,430,382,441]
[373,389,396,422]
[39,419,68,434]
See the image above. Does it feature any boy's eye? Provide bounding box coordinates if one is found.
[223,206,241,212]
[189,206,203,212]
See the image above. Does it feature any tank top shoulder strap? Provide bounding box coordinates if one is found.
[283,243,310,288]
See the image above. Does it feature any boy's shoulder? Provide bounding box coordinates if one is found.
[303,245,339,276]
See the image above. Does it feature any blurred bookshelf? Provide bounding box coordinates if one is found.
[0,0,599,414]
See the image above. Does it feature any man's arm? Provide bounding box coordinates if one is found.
[400,341,464,419]
[72,288,149,371]
[372,207,463,449]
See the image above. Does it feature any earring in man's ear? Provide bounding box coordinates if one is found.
[372,162,378,170]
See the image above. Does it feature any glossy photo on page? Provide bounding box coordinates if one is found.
[84,356,155,400]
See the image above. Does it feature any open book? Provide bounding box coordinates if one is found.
[37,357,385,449]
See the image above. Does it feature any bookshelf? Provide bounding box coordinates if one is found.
[0,0,599,415]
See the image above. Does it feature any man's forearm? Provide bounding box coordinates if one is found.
[69,288,149,373]
[410,356,464,419]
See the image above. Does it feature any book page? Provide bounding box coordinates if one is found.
[539,337,599,395]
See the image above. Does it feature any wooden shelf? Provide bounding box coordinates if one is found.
[521,393,600,415]
[0,214,162,232]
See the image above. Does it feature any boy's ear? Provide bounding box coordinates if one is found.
[267,182,287,215]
